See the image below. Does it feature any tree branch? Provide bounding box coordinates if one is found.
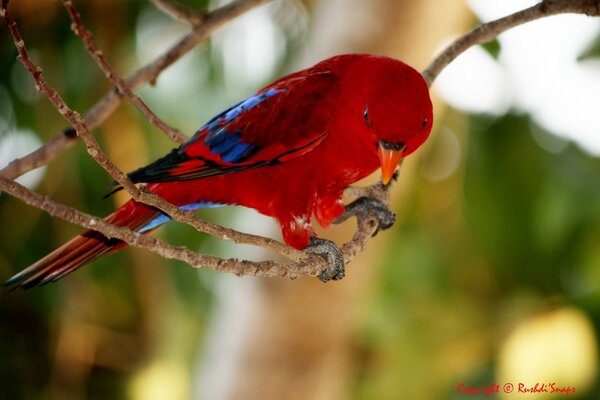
[62,0,187,144]
[150,0,205,26]
[0,0,274,180]
[421,0,600,87]
[0,177,319,279]
[0,172,384,278]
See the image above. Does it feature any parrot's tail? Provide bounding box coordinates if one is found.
[2,201,162,290]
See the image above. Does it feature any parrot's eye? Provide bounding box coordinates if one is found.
[422,118,428,129]
[363,106,372,127]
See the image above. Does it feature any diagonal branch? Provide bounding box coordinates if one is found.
[0,0,274,180]
[62,0,187,144]
[421,0,600,87]
[150,0,205,26]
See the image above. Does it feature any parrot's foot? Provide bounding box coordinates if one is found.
[334,196,395,236]
[305,237,345,282]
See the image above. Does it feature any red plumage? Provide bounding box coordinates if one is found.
[4,54,433,288]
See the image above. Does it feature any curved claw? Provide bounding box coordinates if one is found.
[305,237,345,282]
[333,196,395,236]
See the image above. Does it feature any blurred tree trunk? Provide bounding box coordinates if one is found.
[194,1,471,399]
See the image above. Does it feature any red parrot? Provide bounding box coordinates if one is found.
[3,54,433,288]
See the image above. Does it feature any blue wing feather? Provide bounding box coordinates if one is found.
[114,68,334,189]
[138,201,225,234]
[184,87,282,160]
[116,88,283,188]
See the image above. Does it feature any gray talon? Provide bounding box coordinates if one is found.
[305,237,345,282]
[333,196,395,235]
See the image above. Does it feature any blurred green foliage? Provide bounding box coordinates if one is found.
[578,32,600,61]
[353,112,600,400]
[480,39,501,60]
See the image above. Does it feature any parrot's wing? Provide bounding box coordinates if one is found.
[121,67,340,186]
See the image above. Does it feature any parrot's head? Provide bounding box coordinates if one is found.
[348,55,433,185]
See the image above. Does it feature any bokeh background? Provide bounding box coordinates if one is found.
[1,0,600,399]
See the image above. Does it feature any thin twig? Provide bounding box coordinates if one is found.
[151,0,205,26]
[0,0,274,180]
[62,0,187,144]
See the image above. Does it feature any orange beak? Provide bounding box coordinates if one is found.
[378,142,405,185]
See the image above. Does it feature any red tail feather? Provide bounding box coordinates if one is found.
[3,202,160,289]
